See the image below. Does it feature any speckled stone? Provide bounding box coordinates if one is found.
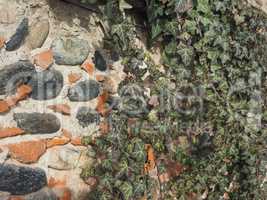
[0,164,47,195]
[76,107,100,127]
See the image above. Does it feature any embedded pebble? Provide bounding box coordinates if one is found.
[0,164,47,195]
[5,18,29,51]
[51,37,90,65]
[29,69,63,100]
[0,61,36,95]
[24,187,57,200]
[26,19,50,50]
[76,107,100,127]
[94,50,107,71]
[47,146,83,170]
[13,112,61,134]
[68,80,100,102]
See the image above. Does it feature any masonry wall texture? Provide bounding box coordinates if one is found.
[0,0,125,199]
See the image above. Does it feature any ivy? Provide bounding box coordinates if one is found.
[80,0,267,199]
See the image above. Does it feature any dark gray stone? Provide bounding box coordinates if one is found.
[29,69,63,100]
[0,164,47,195]
[6,18,29,51]
[94,50,107,71]
[0,61,36,95]
[76,107,100,127]
[68,80,100,102]
[25,187,57,200]
[51,37,89,65]
[14,112,61,134]
[110,50,119,61]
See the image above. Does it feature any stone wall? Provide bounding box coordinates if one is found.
[0,0,125,199]
[248,0,267,14]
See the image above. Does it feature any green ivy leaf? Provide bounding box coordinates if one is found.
[197,0,210,14]
[183,19,197,34]
[177,43,194,66]
[117,158,130,177]
[165,20,179,35]
[100,174,114,192]
[119,181,133,200]
[131,138,146,162]
[207,50,220,63]
[133,178,146,196]
[151,21,163,40]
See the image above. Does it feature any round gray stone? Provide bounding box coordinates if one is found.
[29,69,63,100]
[13,112,61,134]
[68,80,100,102]
[51,37,89,65]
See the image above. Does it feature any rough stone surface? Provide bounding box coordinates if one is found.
[7,140,47,163]
[29,69,63,100]
[47,146,83,170]
[248,0,267,14]
[0,36,5,49]
[0,1,16,24]
[46,135,70,148]
[76,107,100,127]
[47,104,71,115]
[33,50,54,70]
[0,191,10,200]
[26,19,49,50]
[94,50,107,71]
[13,112,61,134]
[0,164,47,195]
[68,80,100,102]
[24,187,57,200]
[6,18,29,51]
[0,127,25,139]
[0,147,9,163]
[68,73,82,84]
[0,61,35,95]
[51,37,90,65]
[103,76,117,94]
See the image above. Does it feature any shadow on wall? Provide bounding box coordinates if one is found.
[46,0,100,30]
